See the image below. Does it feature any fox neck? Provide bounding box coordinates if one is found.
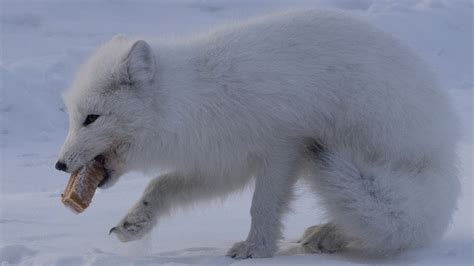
[132,40,204,173]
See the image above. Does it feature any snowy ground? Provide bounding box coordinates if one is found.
[0,0,472,265]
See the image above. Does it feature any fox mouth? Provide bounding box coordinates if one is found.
[93,155,112,188]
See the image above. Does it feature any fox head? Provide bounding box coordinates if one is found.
[56,35,157,188]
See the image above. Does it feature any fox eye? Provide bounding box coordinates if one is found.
[83,114,100,126]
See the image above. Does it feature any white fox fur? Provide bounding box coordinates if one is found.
[57,10,461,259]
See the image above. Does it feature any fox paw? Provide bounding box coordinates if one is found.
[226,240,275,259]
[299,223,346,253]
[109,202,154,242]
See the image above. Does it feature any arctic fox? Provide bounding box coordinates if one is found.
[56,10,460,258]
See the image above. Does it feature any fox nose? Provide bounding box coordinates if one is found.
[55,161,68,172]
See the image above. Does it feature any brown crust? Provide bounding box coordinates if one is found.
[61,161,106,214]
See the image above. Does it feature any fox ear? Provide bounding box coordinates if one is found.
[120,40,156,86]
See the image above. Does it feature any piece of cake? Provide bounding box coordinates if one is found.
[61,161,106,214]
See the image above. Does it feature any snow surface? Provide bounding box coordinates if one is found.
[0,0,472,265]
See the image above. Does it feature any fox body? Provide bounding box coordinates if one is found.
[57,10,460,258]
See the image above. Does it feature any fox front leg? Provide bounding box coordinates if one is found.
[110,172,247,242]
[227,156,298,259]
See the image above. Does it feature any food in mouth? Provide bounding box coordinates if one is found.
[61,159,107,214]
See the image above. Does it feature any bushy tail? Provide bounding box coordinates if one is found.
[307,149,460,256]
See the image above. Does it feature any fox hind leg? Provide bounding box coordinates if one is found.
[298,223,347,253]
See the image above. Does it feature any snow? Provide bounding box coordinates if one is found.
[0,0,472,265]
